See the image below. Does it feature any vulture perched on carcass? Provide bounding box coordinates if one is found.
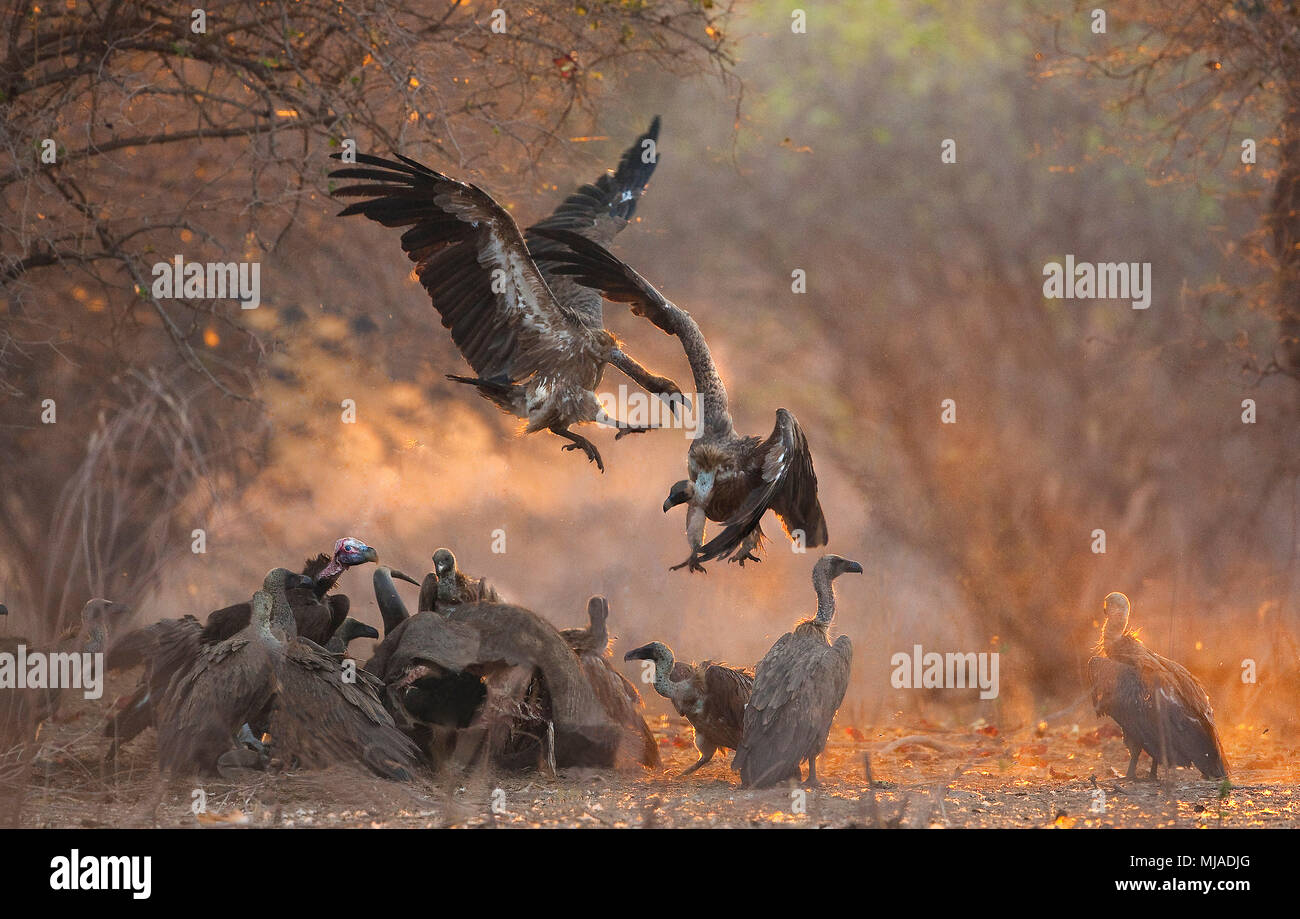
[425,548,500,615]
[623,640,753,777]
[156,568,419,780]
[530,227,827,570]
[734,554,861,788]
[1087,591,1228,780]
[328,121,686,473]
[563,597,660,770]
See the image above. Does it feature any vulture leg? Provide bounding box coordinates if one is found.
[805,755,820,787]
[1124,744,1141,780]
[731,529,763,566]
[552,427,605,473]
[679,740,716,777]
[1149,759,1159,780]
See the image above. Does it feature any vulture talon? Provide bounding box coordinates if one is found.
[670,555,707,573]
[613,425,653,441]
[561,439,604,473]
[732,550,761,566]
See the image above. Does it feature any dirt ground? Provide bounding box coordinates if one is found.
[8,674,1296,829]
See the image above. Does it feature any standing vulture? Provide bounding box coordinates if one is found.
[564,597,660,769]
[157,568,418,780]
[201,537,379,644]
[530,227,827,570]
[1087,591,1228,780]
[328,132,685,473]
[623,641,753,776]
[734,554,861,788]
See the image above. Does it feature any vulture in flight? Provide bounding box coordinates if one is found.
[734,554,861,788]
[563,597,660,770]
[1087,591,1228,780]
[201,537,379,645]
[328,123,685,473]
[156,568,419,780]
[623,640,753,777]
[530,228,828,570]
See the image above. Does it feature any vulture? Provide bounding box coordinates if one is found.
[530,227,828,570]
[623,640,753,776]
[103,614,207,760]
[328,127,685,473]
[564,597,660,770]
[201,537,379,644]
[157,568,419,780]
[372,566,421,636]
[426,548,500,614]
[1087,591,1229,780]
[326,618,380,656]
[734,554,861,788]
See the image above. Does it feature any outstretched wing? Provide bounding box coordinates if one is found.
[697,409,827,563]
[331,153,601,383]
[526,117,662,330]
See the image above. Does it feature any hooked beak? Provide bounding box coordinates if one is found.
[623,644,654,662]
[843,560,864,574]
[353,622,380,641]
[359,545,379,565]
[289,573,316,591]
[388,568,421,586]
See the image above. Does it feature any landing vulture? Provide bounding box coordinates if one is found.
[530,227,827,570]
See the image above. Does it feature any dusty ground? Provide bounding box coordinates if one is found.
[8,677,1296,829]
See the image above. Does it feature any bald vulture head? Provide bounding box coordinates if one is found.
[1102,591,1131,640]
[318,537,380,581]
[586,596,609,628]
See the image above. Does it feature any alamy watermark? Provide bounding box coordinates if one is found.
[0,646,104,700]
[597,384,703,439]
[890,643,999,700]
[1042,255,1151,310]
[151,254,260,309]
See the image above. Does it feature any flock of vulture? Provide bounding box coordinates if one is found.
[0,120,1229,808]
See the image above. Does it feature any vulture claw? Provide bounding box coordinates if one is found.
[732,550,761,566]
[614,425,653,441]
[670,555,707,574]
[561,439,605,473]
